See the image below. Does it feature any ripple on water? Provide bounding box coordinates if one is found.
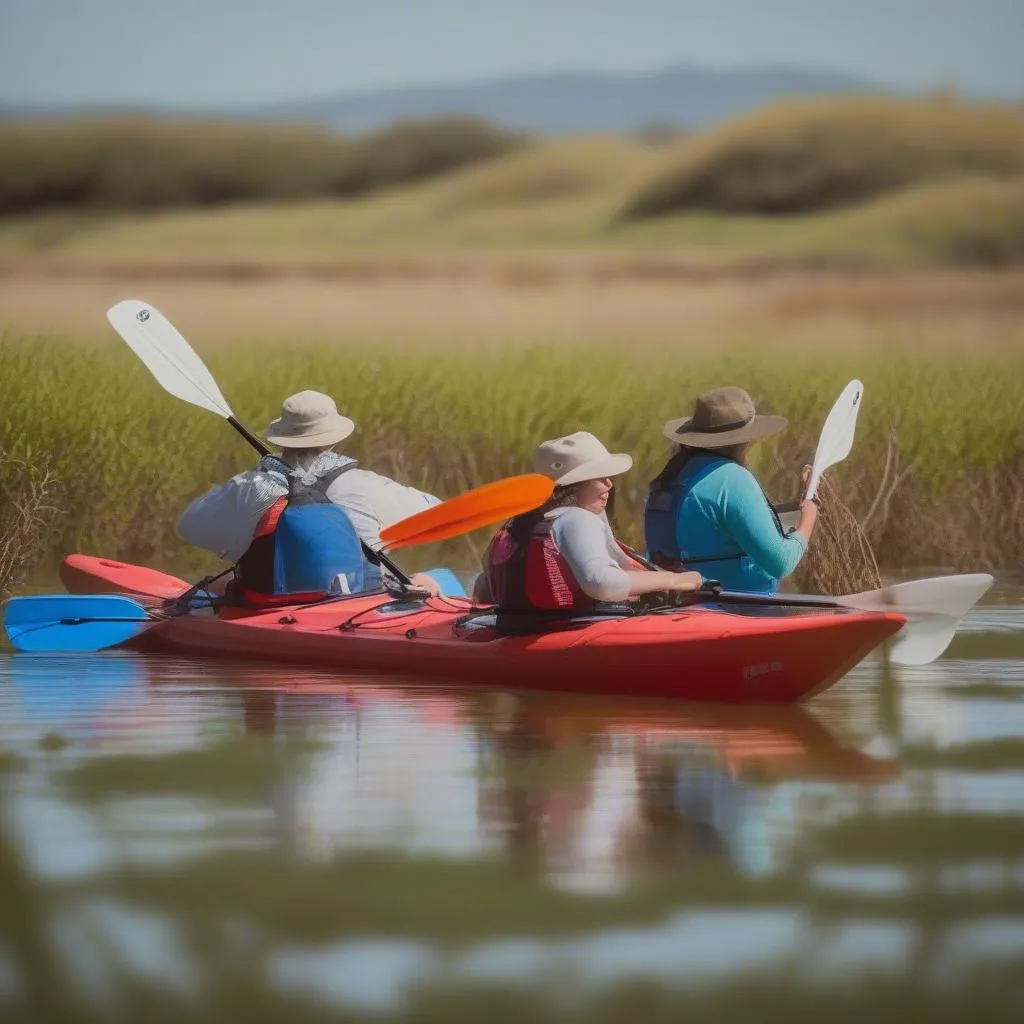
[1,597,1023,1012]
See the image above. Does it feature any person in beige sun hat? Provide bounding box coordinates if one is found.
[264,390,356,449]
[644,386,818,595]
[474,430,703,615]
[177,390,444,598]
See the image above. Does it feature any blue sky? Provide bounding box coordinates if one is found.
[2,0,1021,107]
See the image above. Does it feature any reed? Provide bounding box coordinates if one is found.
[1,333,1020,580]
[0,451,61,596]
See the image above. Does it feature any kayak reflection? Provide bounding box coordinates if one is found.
[473,691,900,891]
[5,652,900,893]
[136,659,899,890]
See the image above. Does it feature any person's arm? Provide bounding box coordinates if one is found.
[327,470,439,549]
[555,511,702,601]
[176,468,283,561]
[623,569,704,597]
[326,470,443,596]
[717,465,813,580]
[607,524,700,593]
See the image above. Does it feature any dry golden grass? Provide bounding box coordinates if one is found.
[2,260,1022,578]
[2,262,1024,353]
[2,101,1023,268]
[0,452,61,597]
[623,96,1024,218]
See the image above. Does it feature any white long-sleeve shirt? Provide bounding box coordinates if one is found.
[545,507,633,602]
[176,454,440,587]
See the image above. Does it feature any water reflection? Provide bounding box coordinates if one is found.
[2,651,903,894]
[471,689,901,891]
[1,591,1022,1020]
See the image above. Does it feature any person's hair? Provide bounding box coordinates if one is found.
[543,484,581,513]
[280,445,335,471]
[544,479,617,516]
[650,442,748,491]
[508,478,614,538]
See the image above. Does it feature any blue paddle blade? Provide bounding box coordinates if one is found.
[3,594,152,652]
[422,567,468,598]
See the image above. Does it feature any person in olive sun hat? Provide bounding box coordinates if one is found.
[643,386,818,595]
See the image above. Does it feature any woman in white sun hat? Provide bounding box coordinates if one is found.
[478,431,703,615]
[177,390,443,599]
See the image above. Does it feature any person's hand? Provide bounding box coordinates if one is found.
[799,498,819,524]
[663,570,703,593]
[409,572,442,598]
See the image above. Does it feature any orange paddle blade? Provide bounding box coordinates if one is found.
[380,473,554,551]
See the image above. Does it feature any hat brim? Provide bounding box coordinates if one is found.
[662,413,788,448]
[555,452,633,487]
[265,415,355,449]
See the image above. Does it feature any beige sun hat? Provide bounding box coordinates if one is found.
[532,431,633,487]
[662,386,787,448]
[265,390,355,449]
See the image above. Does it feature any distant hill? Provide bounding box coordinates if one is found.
[1,64,882,134]
[254,64,881,134]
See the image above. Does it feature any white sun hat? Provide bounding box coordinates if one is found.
[265,390,356,449]
[531,431,633,487]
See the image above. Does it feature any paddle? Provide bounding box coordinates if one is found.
[806,378,864,502]
[776,378,865,530]
[386,472,990,665]
[684,573,995,666]
[106,299,414,588]
[616,537,992,666]
[7,471,552,651]
[3,594,152,652]
[380,473,554,551]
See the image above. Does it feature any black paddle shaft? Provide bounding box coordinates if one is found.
[621,542,844,611]
[226,416,414,588]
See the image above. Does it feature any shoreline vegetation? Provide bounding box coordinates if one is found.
[0,96,1022,269]
[2,330,1021,586]
[0,452,60,598]
[1,95,1021,588]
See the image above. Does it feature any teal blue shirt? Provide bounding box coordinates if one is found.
[644,453,807,594]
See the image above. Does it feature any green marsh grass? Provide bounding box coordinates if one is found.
[2,333,1021,581]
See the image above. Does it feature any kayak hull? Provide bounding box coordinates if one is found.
[136,593,904,704]
[57,554,905,703]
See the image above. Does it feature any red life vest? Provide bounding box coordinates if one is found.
[486,514,599,613]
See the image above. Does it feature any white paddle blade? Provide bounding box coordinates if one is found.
[806,379,864,501]
[107,300,234,420]
[839,573,994,665]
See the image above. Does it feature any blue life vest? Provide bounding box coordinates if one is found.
[644,454,723,567]
[235,463,366,606]
[643,452,787,594]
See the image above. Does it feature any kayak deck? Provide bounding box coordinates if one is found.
[137,593,905,704]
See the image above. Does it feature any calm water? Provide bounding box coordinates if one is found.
[1,580,1023,1021]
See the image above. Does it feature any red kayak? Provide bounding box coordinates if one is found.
[59,555,904,704]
